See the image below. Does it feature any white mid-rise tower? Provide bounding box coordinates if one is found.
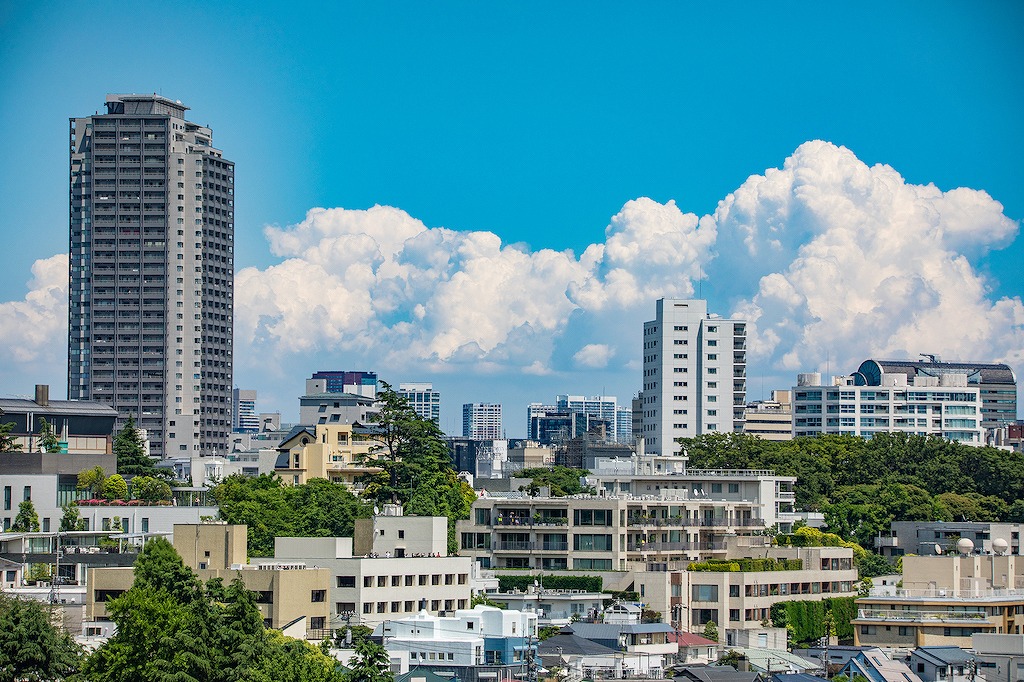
[639,299,746,455]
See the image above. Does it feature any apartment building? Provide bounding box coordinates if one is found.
[273,423,383,487]
[86,523,331,635]
[456,469,797,571]
[69,94,234,458]
[878,521,1024,558]
[742,390,793,441]
[792,372,984,443]
[298,378,377,426]
[274,511,472,628]
[231,389,259,433]
[639,299,747,455]
[853,551,1024,648]
[0,385,118,454]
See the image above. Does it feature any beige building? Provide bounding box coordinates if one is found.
[86,523,331,636]
[742,390,793,441]
[274,423,383,487]
[629,543,857,642]
[274,511,472,629]
[457,469,797,572]
[854,552,1024,648]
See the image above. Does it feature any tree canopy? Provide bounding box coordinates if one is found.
[680,432,1024,550]
[83,537,345,682]
[11,499,40,532]
[0,421,22,451]
[37,416,61,453]
[0,592,82,681]
[211,475,370,557]
[356,382,475,552]
[113,416,162,478]
[519,466,594,496]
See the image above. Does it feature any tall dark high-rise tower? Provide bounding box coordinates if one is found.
[69,94,234,458]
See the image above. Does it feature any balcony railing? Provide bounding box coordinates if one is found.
[856,609,989,624]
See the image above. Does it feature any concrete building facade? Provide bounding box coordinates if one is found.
[640,299,747,455]
[69,94,234,459]
[231,388,259,433]
[792,372,985,443]
[398,383,441,425]
[463,403,502,440]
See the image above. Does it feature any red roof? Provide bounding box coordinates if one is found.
[669,632,719,647]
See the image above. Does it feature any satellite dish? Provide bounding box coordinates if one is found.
[373,506,380,515]
[934,544,943,555]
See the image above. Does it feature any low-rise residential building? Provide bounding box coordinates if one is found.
[854,552,1024,648]
[85,523,331,637]
[272,510,473,629]
[273,423,383,487]
[630,544,857,643]
[838,648,924,682]
[376,605,538,681]
[493,587,607,625]
[457,469,797,572]
[909,646,974,682]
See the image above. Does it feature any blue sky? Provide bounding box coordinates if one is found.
[1,2,1022,435]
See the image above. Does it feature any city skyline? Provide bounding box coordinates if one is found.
[1,4,1022,437]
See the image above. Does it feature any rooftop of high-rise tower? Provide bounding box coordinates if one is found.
[104,93,189,118]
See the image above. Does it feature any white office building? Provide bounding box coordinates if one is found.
[639,299,747,455]
[463,403,503,440]
[397,383,441,425]
[792,372,984,443]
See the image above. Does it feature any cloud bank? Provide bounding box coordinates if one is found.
[2,142,1021,413]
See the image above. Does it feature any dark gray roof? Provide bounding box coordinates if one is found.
[856,359,1017,385]
[299,392,374,403]
[570,622,674,640]
[0,399,118,416]
[537,628,618,656]
[772,674,828,682]
[276,424,316,451]
[911,647,973,667]
[395,670,451,682]
[677,664,761,682]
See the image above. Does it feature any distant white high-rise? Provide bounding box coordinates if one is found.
[397,382,441,425]
[232,389,259,433]
[463,403,503,440]
[639,299,747,455]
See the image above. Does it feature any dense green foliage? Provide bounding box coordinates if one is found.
[212,475,370,557]
[356,382,475,552]
[518,466,595,496]
[113,416,163,478]
[103,474,128,501]
[61,502,87,532]
[0,421,22,451]
[770,597,857,643]
[37,416,61,453]
[688,557,803,572]
[84,537,345,681]
[498,574,602,592]
[341,639,393,682]
[681,432,1024,548]
[11,499,40,532]
[130,475,172,503]
[0,592,82,680]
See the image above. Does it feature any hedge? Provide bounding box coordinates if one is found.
[688,558,803,572]
[770,596,856,643]
[498,575,603,593]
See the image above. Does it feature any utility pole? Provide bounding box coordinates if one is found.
[525,632,538,682]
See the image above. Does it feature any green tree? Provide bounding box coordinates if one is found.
[342,638,393,682]
[357,382,474,551]
[131,475,172,503]
[60,502,88,532]
[104,473,128,501]
[702,620,719,642]
[0,592,82,680]
[78,466,107,497]
[0,421,22,451]
[114,415,159,477]
[11,499,41,532]
[856,552,892,578]
[37,416,60,453]
[519,466,595,496]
